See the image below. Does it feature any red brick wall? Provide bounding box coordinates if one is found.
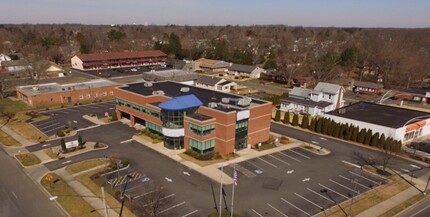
[248,103,272,147]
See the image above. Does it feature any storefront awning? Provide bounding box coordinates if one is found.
[406,120,426,132]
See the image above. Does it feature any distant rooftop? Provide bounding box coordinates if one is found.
[120,81,267,112]
[76,50,166,62]
[17,79,118,95]
[142,69,198,82]
[327,101,430,128]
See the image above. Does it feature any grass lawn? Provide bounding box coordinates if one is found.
[1,112,48,143]
[314,176,410,217]
[56,76,90,84]
[76,169,136,217]
[256,142,277,151]
[0,98,29,114]
[41,173,102,217]
[379,190,428,217]
[15,153,41,166]
[98,117,111,124]
[44,148,58,159]
[66,159,110,174]
[0,129,21,146]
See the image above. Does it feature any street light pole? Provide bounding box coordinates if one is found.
[119,175,133,217]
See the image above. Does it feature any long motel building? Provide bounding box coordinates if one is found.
[114,81,272,154]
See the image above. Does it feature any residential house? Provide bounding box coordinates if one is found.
[0,54,11,71]
[194,76,237,92]
[260,70,315,88]
[192,58,231,74]
[353,81,384,95]
[2,60,32,72]
[394,87,430,104]
[32,61,66,80]
[280,82,345,116]
[228,64,265,78]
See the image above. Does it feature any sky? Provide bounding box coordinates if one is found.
[0,0,429,28]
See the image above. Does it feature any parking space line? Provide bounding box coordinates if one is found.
[64,109,81,113]
[318,183,349,199]
[159,201,186,214]
[257,157,278,168]
[246,161,264,171]
[133,190,158,199]
[289,149,311,159]
[339,175,371,189]
[44,125,66,133]
[269,154,290,166]
[278,152,301,162]
[306,188,335,203]
[182,210,198,217]
[267,203,288,217]
[141,193,175,207]
[281,198,311,216]
[77,107,90,110]
[32,120,56,127]
[251,209,264,217]
[294,193,323,209]
[349,171,381,185]
[38,122,61,130]
[329,179,360,194]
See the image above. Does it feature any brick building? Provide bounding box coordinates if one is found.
[115,81,272,154]
[71,50,167,71]
[16,79,119,107]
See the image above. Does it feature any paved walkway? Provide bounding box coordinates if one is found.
[56,167,118,217]
[1,125,34,146]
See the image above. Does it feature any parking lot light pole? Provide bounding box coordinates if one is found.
[119,174,133,217]
[320,189,348,217]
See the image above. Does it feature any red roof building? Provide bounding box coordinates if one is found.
[71,50,167,71]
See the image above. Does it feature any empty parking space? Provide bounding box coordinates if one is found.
[32,101,115,136]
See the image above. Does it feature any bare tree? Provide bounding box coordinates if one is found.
[138,183,169,217]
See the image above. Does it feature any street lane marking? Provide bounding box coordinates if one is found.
[269,154,290,165]
[311,141,319,144]
[281,198,311,216]
[342,160,362,169]
[120,139,133,144]
[306,188,335,203]
[251,209,264,217]
[42,143,51,147]
[165,177,173,182]
[44,125,67,133]
[294,193,323,209]
[182,210,198,217]
[349,172,381,185]
[12,191,18,199]
[401,168,410,173]
[278,151,300,162]
[62,160,72,165]
[267,203,288,217]
[287,170,294,174]
[318,183,349,199]
[339,175,371,190]
[257,157,278,168]
[410,203,430,217]
[411,164,422,169]
[320,137,327,140]
[289,149,311,159]
[302,178,310,182]
[159,201,186,214]
[329,179,360,194]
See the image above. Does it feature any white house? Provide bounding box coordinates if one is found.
[1,60,32,72]
[228,64,266,78]
[325,102,430,144]
[0,54,11,71]
[280,82,345,116]
[194,76,237,92]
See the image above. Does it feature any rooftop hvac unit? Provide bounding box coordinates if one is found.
[208,102,218,108]
[180,87,190,93]
[221,97,230,104]
[32,86,39,91]
[144,82,153,87]
[152,90,165,96]
[238,97,252,107]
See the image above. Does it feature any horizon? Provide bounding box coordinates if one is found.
[1,0,429,28]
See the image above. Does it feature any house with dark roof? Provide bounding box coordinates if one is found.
[394,87,430,104]
[194,76,237,92]
[228,64,265,78]
[326,101,430,144]
[280,82,345,116]
[260,70,315,88]
[192,58,231,73]
[71,50,167,71]
[2,60,31,72]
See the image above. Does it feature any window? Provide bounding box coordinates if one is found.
[164,136,183,149]
[189,138,215,154]
[235,119,248,150]
[189,123,215,136]
[94,93,98,98]
[146,121,162,133]
[328,94,332,99]
[102,92,107,97]
[110,91,114,96]
[79,95,84,100]
[86,94,91,99]
[161,108,197,129]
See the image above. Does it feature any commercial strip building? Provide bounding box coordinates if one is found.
[280,82,345,116]
[325,101,430,144]
[114,81,272,154]
[71,50,167,71]
[16,79,119,107]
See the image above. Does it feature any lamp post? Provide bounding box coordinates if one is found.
[119,174,133,217]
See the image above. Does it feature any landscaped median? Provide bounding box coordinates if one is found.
[15,152,41,166]
[40,173,102,217]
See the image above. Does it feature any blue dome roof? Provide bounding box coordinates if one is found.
[158,94,203,111]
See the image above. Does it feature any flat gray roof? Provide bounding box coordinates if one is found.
[17,79,118,95]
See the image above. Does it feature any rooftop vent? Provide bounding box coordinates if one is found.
[152,90,165,96]
[180,87,190,93]
[208,102,218,108]
[32,86,39,91]
[144,82,153,87]
[221,97,230,104]
[238,97,252,107]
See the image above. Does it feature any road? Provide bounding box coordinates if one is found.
[396,195,430,217]
[0,148,66,217]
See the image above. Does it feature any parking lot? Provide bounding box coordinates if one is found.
[220,147,392,217]
[31,101,116,137]
[103,168,201,217]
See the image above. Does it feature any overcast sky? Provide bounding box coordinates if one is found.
[0,0,429,28]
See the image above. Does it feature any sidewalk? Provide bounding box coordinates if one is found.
[1,125,34,146]
[56,167,118,217]
[132,135,304,185]
[356,176,428,217]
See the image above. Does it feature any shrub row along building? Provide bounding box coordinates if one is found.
[71,50,167,71]
[114,81,272,154]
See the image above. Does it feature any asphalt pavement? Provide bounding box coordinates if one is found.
[396,196,430,217]
[0,148,66,217]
